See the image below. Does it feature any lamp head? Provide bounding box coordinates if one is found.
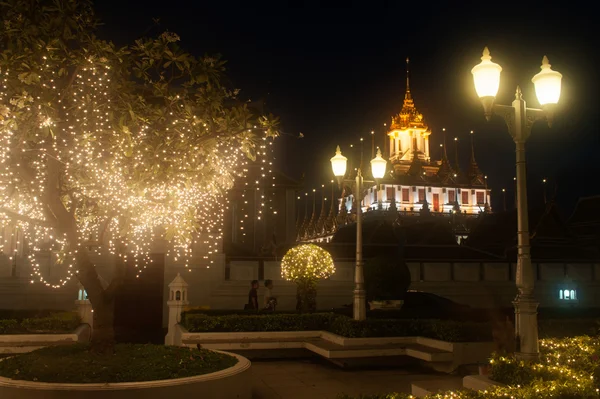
[471,47,502,121]
[532,56,562,127]
[370,147,387,180]
[330,145,348,178]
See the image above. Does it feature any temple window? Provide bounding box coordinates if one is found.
[448,190,455,203]
[462,191,469,204]
[402,188,409,202]
[386,187,394,201]
[476,191,485,204]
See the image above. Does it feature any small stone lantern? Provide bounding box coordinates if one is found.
[165,273,189,346]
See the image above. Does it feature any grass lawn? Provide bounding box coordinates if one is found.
[0,343,238,383]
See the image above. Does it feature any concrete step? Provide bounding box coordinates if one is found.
[463,374,504,391]
[405,343,454,362]
[411,377,464,397]
[183,334,455,362]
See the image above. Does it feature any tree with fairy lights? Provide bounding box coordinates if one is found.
[281,244,335,313]
[0,0,278,352]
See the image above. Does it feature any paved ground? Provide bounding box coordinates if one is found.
[251,359,446,399]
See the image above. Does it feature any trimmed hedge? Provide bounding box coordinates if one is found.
[0,312,81,334]
[538,318,600,338]
[183,312,338,333]
[181,312,493,342]
[0,309,64,321]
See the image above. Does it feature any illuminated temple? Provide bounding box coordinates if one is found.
[298,58,491,243]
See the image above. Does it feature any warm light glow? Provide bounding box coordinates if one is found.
[330,145,347,177]
[532,56,562,105]
[0,32,278,287]
[281,244,335,282]
[471,47,502,98]
[370,148,386,179]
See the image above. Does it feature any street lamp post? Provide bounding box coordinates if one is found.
[471,47,563,361]
[330,146,387,321]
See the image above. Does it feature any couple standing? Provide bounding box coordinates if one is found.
[247,279,277,311]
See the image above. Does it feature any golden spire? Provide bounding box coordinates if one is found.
[391,57,425,131]
[405,57,411,101]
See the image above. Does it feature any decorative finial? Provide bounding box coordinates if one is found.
[515,85,523,100]
[541,55,550,69]
[481,47,491,60]
[335,145,341,154]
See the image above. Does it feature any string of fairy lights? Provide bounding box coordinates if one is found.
[0,53,274,288]
[236,136,276,245]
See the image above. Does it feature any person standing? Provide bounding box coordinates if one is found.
[263,279,277,311]
[246,280,259,310]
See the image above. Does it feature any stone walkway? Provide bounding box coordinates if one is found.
[252,359,445,399]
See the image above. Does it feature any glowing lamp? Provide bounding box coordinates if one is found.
[370,148,387,179]
[532,56,562,106]
[471,47,502,98]
[472,47,502,121]
[330,145,347,177]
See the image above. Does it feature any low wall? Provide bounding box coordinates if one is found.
[0,350,251,399]
[223,260,600,309]
[0,324,90,354]
[177,327,494,371]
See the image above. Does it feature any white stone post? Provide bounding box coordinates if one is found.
[165,273,189,346]
[75,283,94,329]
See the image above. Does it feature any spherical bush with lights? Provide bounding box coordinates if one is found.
[281,244,335,313]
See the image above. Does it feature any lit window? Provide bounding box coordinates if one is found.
[559,289,577,301]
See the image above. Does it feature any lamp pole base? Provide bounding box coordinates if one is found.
[353,288,366,321]
[513,294,540,362]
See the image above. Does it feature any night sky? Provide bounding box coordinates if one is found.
[96,1,598,215]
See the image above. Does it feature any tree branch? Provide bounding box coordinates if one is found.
[59,66,80,102]
[0,208,55,228]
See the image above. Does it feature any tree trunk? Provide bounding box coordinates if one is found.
[295,280,317,313]
[90,296,116,354]
[75,248,123,354]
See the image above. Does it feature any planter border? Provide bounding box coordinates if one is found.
[0,324,90,354]
[0,350,249,391]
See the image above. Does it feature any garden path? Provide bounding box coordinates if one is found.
[252,358,449,399]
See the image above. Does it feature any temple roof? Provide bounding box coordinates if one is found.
[568,196,600,227]
[325,215,501,261]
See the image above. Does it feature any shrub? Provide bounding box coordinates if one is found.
[20,312,81,333]
[281,244,335,313]
[0,312,80,334]
[538,318,600,338]
[328,317,492,342]
[0,319,18,334]
[183,312,337,333]
[182,312,492,342]
[0,309,61,321]
[339,336,600,398]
